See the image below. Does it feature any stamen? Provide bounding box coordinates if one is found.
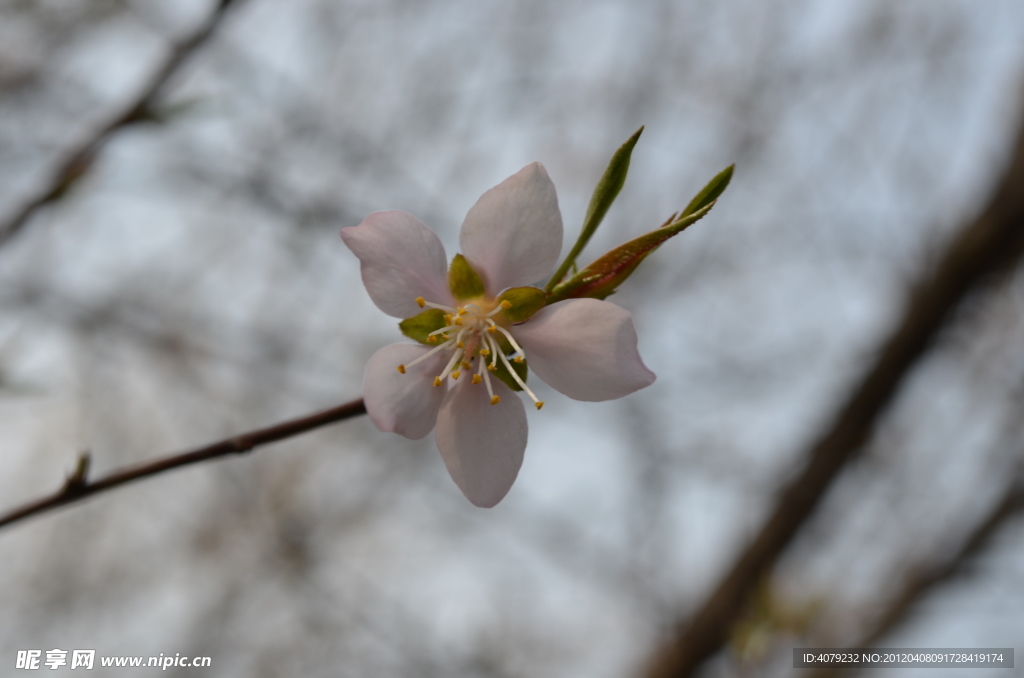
[482,365,498,405]
[474,351,487,380]
[478,301,509,324]
[428,323,460,339]
[497,348,542,407]
[437,347,465,383]
[493,324,526,357]
[422,299,457,314]
[455,326,473,347]
[403,295,539,409]
[480,303,508,320]
[402,336,457,370]
[484,334,501,370]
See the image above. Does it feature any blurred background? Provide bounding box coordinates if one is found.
[1,0,1023,676]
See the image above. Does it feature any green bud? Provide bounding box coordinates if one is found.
[548,204,715,303]
[547,165,732,302]
[546,127,644,292]
[681,164,734,218]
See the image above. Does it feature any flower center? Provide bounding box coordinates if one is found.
[396,295,544,410]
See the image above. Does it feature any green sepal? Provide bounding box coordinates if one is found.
[548,203,715,303]
[497,286,546,323]
[448,253,486,300]
[490,355,528,392]
[545,126,644,292]
[681,164,734,218]
[398,309,448,345]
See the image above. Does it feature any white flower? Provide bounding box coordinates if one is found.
[342,163,655,507]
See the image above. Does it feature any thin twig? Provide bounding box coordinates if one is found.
[644,91,1024,678]
[0,398,366,531]
[0,0,244,247]
[805,474,1024,678]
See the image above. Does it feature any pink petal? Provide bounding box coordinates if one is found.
[341,211,453,318]
[459,163,563,294]
[513,299,656,402]
[435,377,527,508]
[363,343,449,439]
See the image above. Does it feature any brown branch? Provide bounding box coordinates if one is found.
[644,92,1024,678]
[806,473,1024,678]
[0,398,366,531]
[0,0,245,248]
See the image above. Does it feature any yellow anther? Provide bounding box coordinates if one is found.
[451,371,461,380]
[397,365,406,374]
[535,401,544,410]
[479,348,490,356]
[490,395,500,406]
[454,317,463,326]
[472,374,482,384]
[457,307,468,315]
[461,361,471,369]
[500,300,512,309]
[433,376,443,387]
[486,326,497,333]
[415,296,426,308]
[444,314,453,323]
[514,356,524,363]
[487,364,497,372]
[457,340,465,348]
[427,335,437,344]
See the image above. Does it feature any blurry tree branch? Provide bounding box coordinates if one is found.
[0,0,244,248]
[0,283,315,382]
[805,470,1024,678]
[644,91,1024,678]
[0,398,365,531]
